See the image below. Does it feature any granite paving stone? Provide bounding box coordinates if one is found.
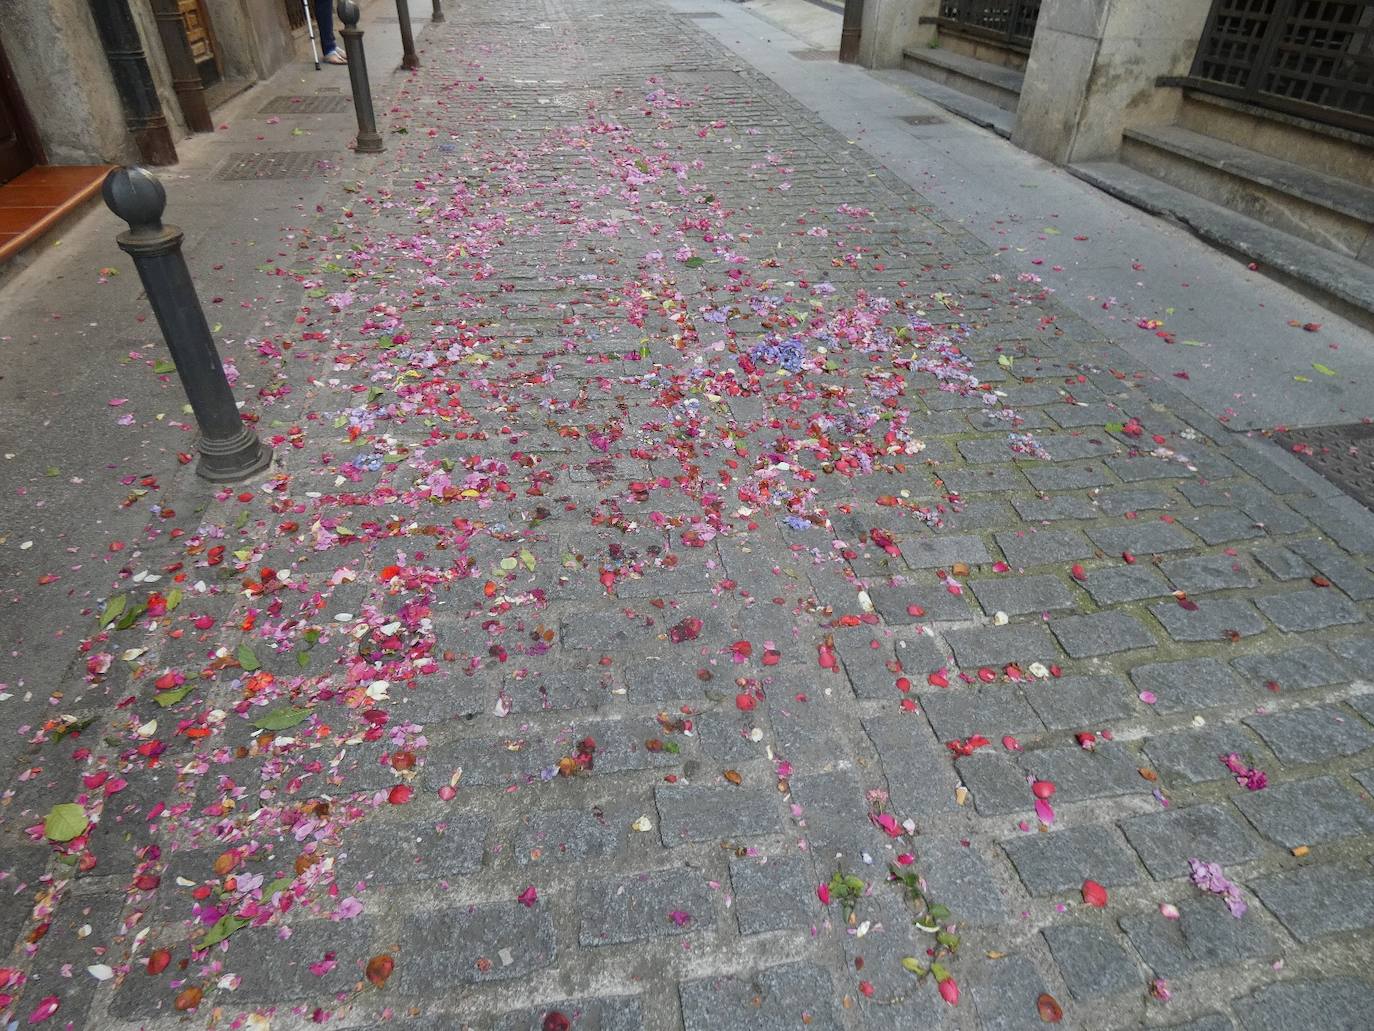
[1232,978,1374,1031]
[944,622,1058,669]
[1023,675,1136,728]
[995,528,1095,567]
[1130,657,1249,714]
[1231,645,1350,691]
[1143,725,1269,785]
[1118,804,1266,879]
[1251,864,1374,942]
[1001,825,1143,895]
[970,573,1077,616]
[492,997,646,1031]
[1245,704,1374,764]
[1080,564,1173,605]
[1120,897,1279,977]
[968,955,1052,1031]
[1249,544,1314,581]
[1234,775,1374,846]
[656,783,785,845]
[579,869,715,946]
[917,685,1043,740]
[1088,522,1197,556]
[1161,554,1259,594]
[1254,588,1363,631]
[679,963,841,1031]
[398,903,554,989]
[729,855,820,934]
[1051,610,1156,657]
[1042,923,1142,1000]
[1150,596,1269,642]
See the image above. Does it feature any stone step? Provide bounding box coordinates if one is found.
[1069,160,1374,329]
[1121,124,1374,264]
[900,44,1024,113]
[876,68,1016,139]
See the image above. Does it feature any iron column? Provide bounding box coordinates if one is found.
[395,0,420,70]
[338,1,384,153]
[103,168,271,483]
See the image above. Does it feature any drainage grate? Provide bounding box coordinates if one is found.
[900,113,946,125]
[789,49,838,61]
[214,151,339,181]
[258,94,354,115]
[1272,423,1374,511]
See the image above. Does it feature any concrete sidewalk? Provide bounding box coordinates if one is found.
[1,0,1373,1029]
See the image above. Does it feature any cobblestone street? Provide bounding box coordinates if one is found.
[3,1,1374,1029]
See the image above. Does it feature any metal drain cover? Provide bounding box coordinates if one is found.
[1272,423,1374,511]
[215,151,339,181]
[258,94,354,115]
[901,113,946,125]
[789,49,838,61]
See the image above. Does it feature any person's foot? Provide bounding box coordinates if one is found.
[323,48,347,65]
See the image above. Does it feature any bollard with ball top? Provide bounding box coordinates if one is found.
[395,0,420,70]
[337,1,384,154]
[432,0,444,23]
[103,167,271,483]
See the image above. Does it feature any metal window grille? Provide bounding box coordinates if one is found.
[937,1,1043,46]
[1192,0,1374,132]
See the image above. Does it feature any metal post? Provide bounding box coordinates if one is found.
[102,168,271,483]
[150,0,213,133]
[839,0,864,63]
[432,0,445,23]
[86,0,178,165]
[395,0,420,70]
[337,1,384,153]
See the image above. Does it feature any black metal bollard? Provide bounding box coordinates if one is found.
[395,0,420,70]
[432,0,444,23]
[839,0,864,64]
[102,168,271,483]
[337,1,384,154]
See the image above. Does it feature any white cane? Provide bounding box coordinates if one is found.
[301,0,321,70]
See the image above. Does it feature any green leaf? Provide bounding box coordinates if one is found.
[365,386,385,405]
[296,650,311,668]
[663,740,680,754]
[198,912,250,950]
[682,257,705,269]
[153,359,177,374]
[99,595,128,628]
[252,706,311,731]
[236,645,261,672]
[115,600,148,631]
[261,876,293,900]
[1294,375,1312,382]
[165,588,183,612]
[997,354,1014,368]
[936,930,960,949]
[153,684,194,707]
[930,961,952,983]
[44,803,88,843]
[1105,422,1125,434]
[900,957,927,976]
[1313,362,1337,376]
[927,903,951,921]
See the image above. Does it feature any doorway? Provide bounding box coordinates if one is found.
[0,35,39,187]
[178,0,223,87]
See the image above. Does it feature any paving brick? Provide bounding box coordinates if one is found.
[336,815,486,883]
[492,997,645,1031]
[1051,610,1156,657]
[397,902,553,989]
[513,807,625,866]
[1234,775,1374,847]
[1002,826,1142,896]
[1254,588,1362,632]
[1231,645,1349,691]
[995,528,1095,567]
[656,784,784,846]
[1096,489,1177,516]
[1023,675,1135,729]
[1249,544,1314,581]
[1330,633,1374,669]
[1118,804,1266,880]
[961,741,1144,815]
[1088,522,1197,556]
[1233,977,1374,1031]
[1252,864,1374,943]
[1080,565,1173,605]
[940,466,1030,495]
[970,573,1077,616]
[1159,1017,1235,1031]
[679,963,840,1031]
[1161,554,1259,594]
[919,838,1012,925]
[579,869,715,946]
[1150,597,1268,642]
[1105,455,1188,482]
[1011,495,1098,521]
[917,685,1043,740]
[34,895,125,1022]
[1187,509,1267,545]
[729,854,819,934]
[864,716,962,823]
[1130,658,1249,714]
[1244,704,1374,765]
[1240,497,1309,536]
[866,581,971,623]
[1024,463,1114,490]
[623,659,712,703]
[1142,726,1267,785]
[1351,692,1374,726]
[944,622,1058,669]
[838,630,947,698]
[790,769,888,862]
[504,669,614,712]
[695,709,768,762]
[898,534,991,569]
[968,954,1051,1031]
[1042,923,1142,1000]
[1120,897,1279,978]
[1287,538,1374,601]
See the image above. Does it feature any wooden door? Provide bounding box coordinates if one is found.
[177,0,222,82]
[0,35,38,186]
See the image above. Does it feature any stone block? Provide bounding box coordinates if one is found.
[578,869,714,946]
[513,807,625,866]
[1023,675,1135,729]
[1233,977,1374,1031]
[838,630,947,698]
[1042,923,1142,1000]
[970,574,1077,616]
[1024,463,1113,490]
[1118,804,1265,880]
[1254,589,1362,632]
[399,904,554,989]
[917,838,1013,926]
[1150,597,1268,642]
[866,580,971,623]
[336,815,486,884]
[863,716,962,823]
[1130,658,1248,714]
[1088,522,1197,556]
[917,685,1043,741]
[1120,897,1278,977]
[1252,864,1374,943]
[1080,565,1172,605]
[995,528,1095,568]
[898,534,991,570]
[1245,704,1374,764]
[1249,544,1313,581]
[968,955,1051,1031]
[944,622,1058,669]
[656,784,784,846]
[1330,634,1374,669]
[729,854,820,935]
[493,997,645,1031]
[1096,489,1177,516]
[1234,775,1374,847]
[1012,495,1098,521]
[1187,510,1266,545]
[1142,726,1266,785]
[1051,610,1156,657]
[679,963,840,1031]
[1001,825,1142,896]
[1161,555,1258,594]
[1231,646,1349,691]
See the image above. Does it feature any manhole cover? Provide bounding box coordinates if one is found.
[1271,422,1374,510]
[258,94,353,114]
[901,113,945,125]
[790,49,838,61]
[215,151,339,181]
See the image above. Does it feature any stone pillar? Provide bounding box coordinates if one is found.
[858,0,937,69]
[1013,0,1211,164]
